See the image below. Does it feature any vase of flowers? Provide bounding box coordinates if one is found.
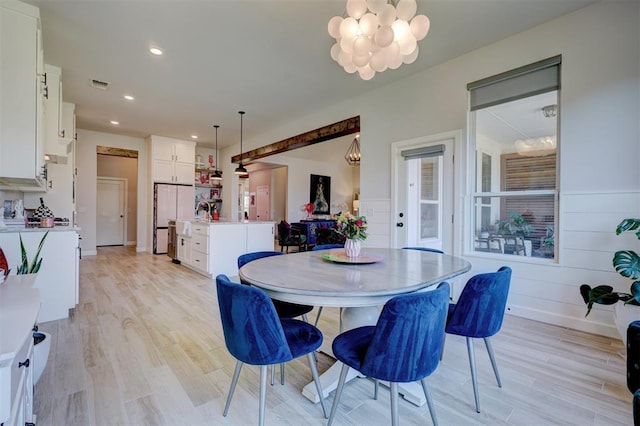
[336,212,367,258]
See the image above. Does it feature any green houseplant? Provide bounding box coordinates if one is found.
[496,212,533,237]
[580,218,640,318]
[17,231,49,274]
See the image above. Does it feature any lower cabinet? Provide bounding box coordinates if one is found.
[0,229,79,322]
[181,222,274,277]
[189,223,209,273]
[0,275,39,426]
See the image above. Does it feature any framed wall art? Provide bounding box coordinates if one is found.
[310,174,331,215]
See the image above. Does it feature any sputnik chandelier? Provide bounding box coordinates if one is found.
[328,0,430,80]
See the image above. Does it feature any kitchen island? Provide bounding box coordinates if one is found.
[0,226,80,322]
[175,220,274,277]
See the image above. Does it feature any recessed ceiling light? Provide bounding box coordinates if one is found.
[123,95,134,101]
[191,135,198,139]
[110,120,119,125]
[149,47,163,55]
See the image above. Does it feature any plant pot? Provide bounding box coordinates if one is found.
[33,331,51,384]
[613,302,640,347]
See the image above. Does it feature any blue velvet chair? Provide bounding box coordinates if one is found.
[627,321,640,425]
[328,282,450,426]
[402,246,444,254]
[238,251,316,384]
[444,266,512,413]
[312,244,344,251]
[216,274,327,426]
[238,251,314,321]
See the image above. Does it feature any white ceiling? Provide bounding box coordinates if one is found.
[25,0,594,149]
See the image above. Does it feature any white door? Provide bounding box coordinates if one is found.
[392,137,454,253]
[96,177,126,246]
[256,185,270,221]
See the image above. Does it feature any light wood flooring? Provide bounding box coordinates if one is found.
[33,246,632,425]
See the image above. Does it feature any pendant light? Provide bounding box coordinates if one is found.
[234,111,248,174]
[211,124,222,181]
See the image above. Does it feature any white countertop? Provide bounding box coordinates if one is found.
[189,219,274,225]
[0,225,80,233]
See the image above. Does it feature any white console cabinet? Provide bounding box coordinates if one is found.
[148,136,195,184]
[0,275,39,426]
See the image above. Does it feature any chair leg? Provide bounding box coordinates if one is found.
[280,363,285,386]
[328,364,350,426]
[224,361,243,416]
[307,353,328,419]
[373,378,379,400]
[314,306,324,327]
[440,333,447,361]
[390,382,399,426]
[466,337,481,413]
[271,364,275,386]
[420,378,438,426]
[484,337,502,388]
[259,365,268,426]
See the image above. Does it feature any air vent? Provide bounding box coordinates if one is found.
[90,79,110,90]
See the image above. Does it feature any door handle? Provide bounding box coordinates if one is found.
[396,222,404,227]
[120,215,124,218]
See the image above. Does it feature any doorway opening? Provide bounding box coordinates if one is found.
[96,147,138,247]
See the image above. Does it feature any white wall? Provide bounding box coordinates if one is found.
[76,129,148,255]
[216,1,640,338]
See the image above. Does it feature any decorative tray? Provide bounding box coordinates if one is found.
[321,252,383,264]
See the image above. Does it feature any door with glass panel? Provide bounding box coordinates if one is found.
[393,138,454,253]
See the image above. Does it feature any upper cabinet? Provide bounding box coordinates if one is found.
[43,64,76,157]
[147,135,195,184]
[0,0,46,189]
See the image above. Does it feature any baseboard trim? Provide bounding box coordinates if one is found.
[507,304,619,339]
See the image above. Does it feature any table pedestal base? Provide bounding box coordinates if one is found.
[302,306,426,407]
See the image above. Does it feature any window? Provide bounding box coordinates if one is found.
[468,56,559,259]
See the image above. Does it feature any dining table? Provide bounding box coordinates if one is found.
[238,247,471,407]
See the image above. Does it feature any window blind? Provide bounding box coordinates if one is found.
[468,55,561,111]
[401,144,445,160]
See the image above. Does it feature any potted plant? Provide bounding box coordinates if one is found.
[16,231,50,384]
[496,212,533,237]
[580,218,640,344]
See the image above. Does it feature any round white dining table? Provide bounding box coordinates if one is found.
[238,247,471,406]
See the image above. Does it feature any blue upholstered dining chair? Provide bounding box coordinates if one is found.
[328,282,450,426]
[215,274,328,426]
[444,266,512,413]
[402,246,445,254]
[238,251,317,385]
[238,251,314,321]
[312,243,344,251]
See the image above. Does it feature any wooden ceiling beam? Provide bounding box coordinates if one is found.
[231,116,359,163]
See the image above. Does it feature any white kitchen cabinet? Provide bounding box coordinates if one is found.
[43,63,76,157]
[246,222,276,253]
[0,275,39,426]
[0,229,79,322]
[189,222,210,273]
[177,234,192,265]
[0,0,46,189]
[181,222,274,277]
[148,135,195,184]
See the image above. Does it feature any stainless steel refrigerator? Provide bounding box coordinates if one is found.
[153,183,194,254]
